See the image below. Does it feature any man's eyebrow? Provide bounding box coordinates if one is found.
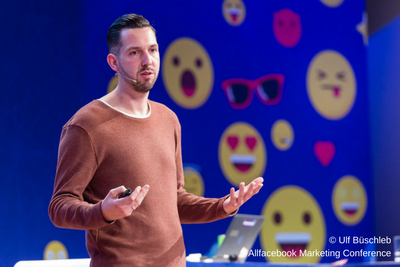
[126,44,159,51]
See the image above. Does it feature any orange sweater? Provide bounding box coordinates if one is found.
[49,100,230,267]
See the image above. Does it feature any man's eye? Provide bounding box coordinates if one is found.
[151,49,158,53]
[130,51,138,55]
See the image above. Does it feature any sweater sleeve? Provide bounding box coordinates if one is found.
[48,125,110,230]
[174,121,235,224]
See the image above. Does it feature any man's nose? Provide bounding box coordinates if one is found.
[141,51,153,66]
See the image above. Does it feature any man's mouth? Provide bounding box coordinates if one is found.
[140,70,154,79]
[229,155,255,172]
[341,202,359,216]
[275,232,311,258]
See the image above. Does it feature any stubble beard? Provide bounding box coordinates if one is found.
[119,63,158,94]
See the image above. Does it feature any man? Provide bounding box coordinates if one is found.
[49,14,263,267]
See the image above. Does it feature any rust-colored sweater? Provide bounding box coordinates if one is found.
[49,100,231,267]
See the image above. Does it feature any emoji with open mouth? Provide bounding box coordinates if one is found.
[332,175,367,225]
[273,9,302,48]
[44,240,68,260]
[219,122,266,186]
[261,186,326,263]
[271,119,294,151]
[162,37,213,109]
[222,0,246,26]
[307,50,356,120]
[183,165,205,197]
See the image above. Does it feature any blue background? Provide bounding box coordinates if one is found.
[0,0,376,266]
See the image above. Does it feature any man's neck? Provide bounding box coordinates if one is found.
[100,85,149,117]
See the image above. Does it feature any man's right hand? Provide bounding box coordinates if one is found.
[101,185,150,222]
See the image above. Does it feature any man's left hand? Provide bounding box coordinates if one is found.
[223,177,264,214]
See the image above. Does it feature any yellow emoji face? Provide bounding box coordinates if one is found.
[271,120,294,151]
[107,74,118,93]
[162,38,213,109]
[222,0,246,26]
[43,240,68,260]
[261,186,326,263]
[320,0,344,8]
[307,50,356,120]
[332,175,367,225]
[183,166,205,197]
[219,122,266,186]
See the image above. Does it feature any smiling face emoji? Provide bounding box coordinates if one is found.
[222,0,246,26]
[162,38,213,109]
[320,0,344,7]
[273,9,302,48]
[219,122,266,186]
[43,240,68,260]
[261,186,326,263]
[332,175,367,225]
[271,120,294,151]
[183,166,204,197]
[307,50,356,120]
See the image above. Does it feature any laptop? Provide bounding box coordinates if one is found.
[212,214,265,263]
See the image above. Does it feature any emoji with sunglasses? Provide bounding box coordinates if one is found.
[307,50,356,120]
[221,74,284,109]
[222,0,246,26]
[162,37,214,109]
[219,122,266,186]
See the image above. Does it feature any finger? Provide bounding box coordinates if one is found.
[119,186,141,205]
[109,185,127,199]
[253,184,263,194]
[229,187,236,205]
[133,185,150,206]
[244,182,255,201]
[238,182,245,205]
[252,177,264,186]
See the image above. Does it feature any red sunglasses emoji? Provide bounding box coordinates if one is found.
[221,74,285,109]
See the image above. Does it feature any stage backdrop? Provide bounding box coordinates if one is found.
[0,0,372,266]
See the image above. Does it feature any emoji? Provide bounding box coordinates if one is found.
[43,240,68,260]
[314,141,335,167]
[320,0,344,8]
[261,186,326,263]
[107,74,118,93]
[219,122,266,186]
[332,175,367,225]
[162,38,214,109]
[222,0,246,26]
[183,165,205,197]
[271,120,294,151]
[273,9,302,48]
[307,50,356,120]
[221,74,285,109]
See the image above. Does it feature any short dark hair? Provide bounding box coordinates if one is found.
[107,14,156,55]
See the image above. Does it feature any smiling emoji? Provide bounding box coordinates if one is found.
[162,38,213,109]
[307,50,356,120]
[332,175,367,225]
[261,186,326,263]
[183,165,205,197]
[271,119,294,151]
[222,0,246,26]
[219,122,266,186]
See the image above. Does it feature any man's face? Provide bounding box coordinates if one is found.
[117,27,160,93]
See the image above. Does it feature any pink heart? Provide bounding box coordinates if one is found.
[227,136,239,151]
[245,136,257,151]
[314,141,335,167]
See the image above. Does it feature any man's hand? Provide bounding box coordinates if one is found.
[101,185,150,222]
[223,177,263,214]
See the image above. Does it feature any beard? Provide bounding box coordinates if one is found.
[118,63,158,93]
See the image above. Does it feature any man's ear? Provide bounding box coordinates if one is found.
[107,54,119,72]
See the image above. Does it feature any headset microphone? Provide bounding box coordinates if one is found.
[115,73,137,83]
